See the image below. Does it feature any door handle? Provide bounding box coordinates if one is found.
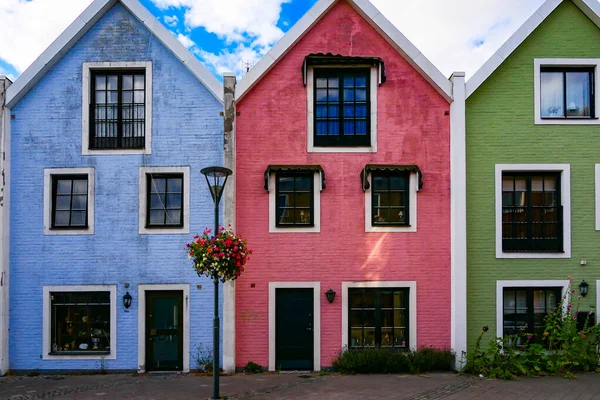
[306,328,312,331]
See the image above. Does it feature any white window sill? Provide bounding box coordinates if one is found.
[83,148,151,156]
[496,251,570,259]
[366,225,417,233]
[308,146,376,153]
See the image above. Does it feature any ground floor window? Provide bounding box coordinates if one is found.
[349,288,409,349]
[503,287,561,346]
[50,291,111,354]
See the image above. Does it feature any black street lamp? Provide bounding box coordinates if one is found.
[201,166,232,400]
[579,280,589,297]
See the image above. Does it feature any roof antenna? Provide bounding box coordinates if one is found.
[242,59,253,75]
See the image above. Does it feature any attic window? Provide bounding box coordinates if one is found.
[302,54,386,85]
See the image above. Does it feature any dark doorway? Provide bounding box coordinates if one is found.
[275,288,314,370]
[146,290,183,371]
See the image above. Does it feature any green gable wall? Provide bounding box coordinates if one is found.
[466,1,600,349]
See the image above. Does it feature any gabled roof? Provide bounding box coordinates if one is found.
[466,0,600,99]
[236,0,453,103]
[6,0,223,108]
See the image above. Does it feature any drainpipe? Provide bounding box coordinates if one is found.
[222,72,237,373]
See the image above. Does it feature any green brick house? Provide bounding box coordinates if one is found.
[464,0,600,351]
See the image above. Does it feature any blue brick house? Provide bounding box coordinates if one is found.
[3,0,224,373]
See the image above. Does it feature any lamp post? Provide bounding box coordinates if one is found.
[201,166,232,400]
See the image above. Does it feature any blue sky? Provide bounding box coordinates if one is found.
[0,0,563,83]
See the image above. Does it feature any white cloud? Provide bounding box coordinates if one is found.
[195,43,263,78]
[0,0,93,73]
[371,0,545,78]
[151,0,290,47]
[177,33,195,49]
[164,14,179,27]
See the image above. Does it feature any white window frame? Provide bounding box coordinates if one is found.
[43,167,95,235]
[341,281,417,350]
[534,58,600,125]
[596,164,600,231]
[364,172,418,233]
[496,280,570,339]
[137,284,190,373]
[82,61,153,155]
[495,164,571,258]
[268,172,321,233]
[268,282,321,372]
[139,166,190,235]
[307,66,378,153]
[597,281,600,319]
[42,285,117,360]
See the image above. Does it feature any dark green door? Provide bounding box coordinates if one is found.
[275,288,314,370]
[146,291,183,371]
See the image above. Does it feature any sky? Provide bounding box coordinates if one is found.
[0,0,572,83]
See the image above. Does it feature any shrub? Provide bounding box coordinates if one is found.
[243,361,263,374]
[463,278,600,379]
[194,344,213,373]
[332,347,454,374]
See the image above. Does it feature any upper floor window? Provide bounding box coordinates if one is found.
[502,172,562,252]
[146,174,184,228]
[90,70,146,149]
[314,68,370,147]
[372,172,409,227]
[276,173,314,227]
[52,175,89,229]
[541,67,594,119]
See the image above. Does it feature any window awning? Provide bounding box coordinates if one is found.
[360,164,422,192]
[264,165,325,192]
[302,53,386,86]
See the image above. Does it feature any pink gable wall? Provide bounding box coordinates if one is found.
[235,0,451,368]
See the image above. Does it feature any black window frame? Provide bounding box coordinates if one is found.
[540,66,595,119]
[275,172,314,228]
[90,69,146,150]
[314,68,371,147]
[51,174,89,230]
[145,173,184,229]
[501,172,563,253]
[348,288,410,350]
[371,171,410,227]
[50,291,111,355]
[502,287,562,347]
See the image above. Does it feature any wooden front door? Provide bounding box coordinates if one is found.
[275,288,314,370]
[146,291,183,371]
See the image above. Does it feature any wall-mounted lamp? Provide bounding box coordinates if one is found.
[123,291,133,309]
[325,288,336,304]
[579,280,589,297]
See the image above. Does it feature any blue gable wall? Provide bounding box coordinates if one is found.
[9,3,223,371]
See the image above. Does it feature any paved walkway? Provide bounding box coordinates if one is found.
[0,372,599,400]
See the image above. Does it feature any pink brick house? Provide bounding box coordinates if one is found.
[223,0,466,371]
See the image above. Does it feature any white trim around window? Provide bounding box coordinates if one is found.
[138,166,190,235]
[268,173,321,233]
[43,167,95,235]
[82,61,153,155]
[597,281,600,319]
[364,172,418,233]
[495,164,571,259]
[341,281,417,351]
[495,280,570,338]
[268,282,321,371]
[596,165,600,231]
[42,285,117,360]
[307,66,378,153]
[137,284,190,373]
[534,58,600,125]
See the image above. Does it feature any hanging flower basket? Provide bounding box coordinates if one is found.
[186,226,252,282]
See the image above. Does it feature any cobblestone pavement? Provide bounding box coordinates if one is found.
[0,372,599,400]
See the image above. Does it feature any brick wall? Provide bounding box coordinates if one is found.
[9,4,223,371]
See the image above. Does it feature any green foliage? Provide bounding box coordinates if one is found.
[243,361,263,374]
[463,280,600,379]
[194,344,214,373]
[332,347,454,374]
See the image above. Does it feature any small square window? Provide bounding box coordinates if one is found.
[313,68,371,147]
[51,175,89,229]
[540,67,594,119]
[146,174,184,228]
[371,172,410,227]
[275,173,314,227]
